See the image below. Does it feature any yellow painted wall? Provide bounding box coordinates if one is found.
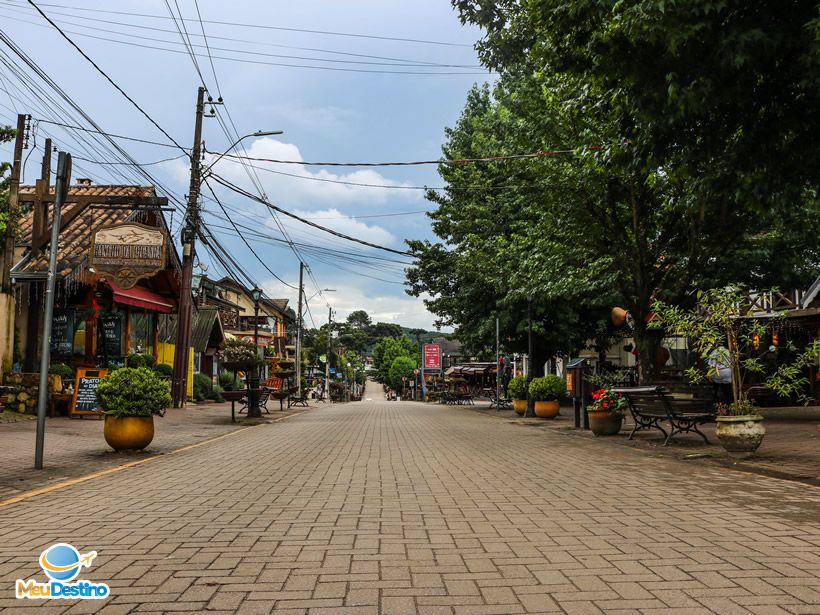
[157,343,194,399]
[0,293,15,378]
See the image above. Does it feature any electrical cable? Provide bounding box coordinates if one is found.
[209,173,413,257]
[25,0,187,152]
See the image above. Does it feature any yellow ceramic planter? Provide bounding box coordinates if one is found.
[512,399,527,415]
[103,415,155,451]
[534,400,560,419]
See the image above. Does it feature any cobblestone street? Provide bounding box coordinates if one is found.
[1,399,819,614]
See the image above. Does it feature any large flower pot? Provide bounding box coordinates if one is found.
[534,400,560,419]
[715,415,765,455]
[512,399,527,415]
[588,410,623,436]
[104,415,155,451]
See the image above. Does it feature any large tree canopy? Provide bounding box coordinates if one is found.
[407,2,820,380]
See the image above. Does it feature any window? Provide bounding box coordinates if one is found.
[130,312,156,355]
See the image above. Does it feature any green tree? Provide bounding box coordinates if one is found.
[0,124,15,236]
[373,336,418,385]
[408,3,820,381]
[388,356,417,392]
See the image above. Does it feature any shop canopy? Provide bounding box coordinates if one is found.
[108,280,174,313]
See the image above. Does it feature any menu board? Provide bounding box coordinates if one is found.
[50,310,75,355]
[96,312,123,359]
[70,367,108,417]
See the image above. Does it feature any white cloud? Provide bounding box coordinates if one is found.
[274,207,396,248]
[258,102,361,138]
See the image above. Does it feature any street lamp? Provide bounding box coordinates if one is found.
[346,361,352,402]
[202,130,283,177]
[248,285,263,418]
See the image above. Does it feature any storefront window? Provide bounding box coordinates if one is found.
[72,318,86,356]
[130,312,156,355]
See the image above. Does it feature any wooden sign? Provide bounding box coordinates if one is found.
[90,222,166,289]
[566,372,574,393]
[70,367,108,417]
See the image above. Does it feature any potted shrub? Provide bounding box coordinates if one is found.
[508,376,527,415]
[97,367,171,451]
[652,286,820,455]
[528,375,564,418]
[48,363,74,392]
[587,388,627,435]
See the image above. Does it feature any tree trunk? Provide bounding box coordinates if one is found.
[633,322,663,384]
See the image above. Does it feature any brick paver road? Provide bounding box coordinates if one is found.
[1,400,819,614]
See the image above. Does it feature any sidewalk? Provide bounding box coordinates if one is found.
[0,400,314,501]
[465,401,820,486]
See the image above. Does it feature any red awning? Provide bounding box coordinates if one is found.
[108,281,174,313]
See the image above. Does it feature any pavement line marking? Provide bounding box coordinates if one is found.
[0,410,309,508]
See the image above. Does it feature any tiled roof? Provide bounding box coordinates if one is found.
[16,185,171,277]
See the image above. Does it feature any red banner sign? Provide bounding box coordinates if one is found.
[423,344,441,370]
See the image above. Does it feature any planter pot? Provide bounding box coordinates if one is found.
[534,400,560,419]
[715,415,765,455]
[222,360,255,372]
[512,399,527,415]
[588,410,623,436]
[103,415,154,451]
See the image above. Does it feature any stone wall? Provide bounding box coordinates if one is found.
[3,373,61,414]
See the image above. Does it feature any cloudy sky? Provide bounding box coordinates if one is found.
[0,0,490,329]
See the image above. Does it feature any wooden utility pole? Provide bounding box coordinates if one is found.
[23,140,53,372]
[295,261,304,398]
[1,114,26,293]
[172,86,205,407]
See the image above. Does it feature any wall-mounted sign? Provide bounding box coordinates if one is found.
[423,344,441,370]
[96,312,123,361]
[90,223,166,289]
[71,367,108,417]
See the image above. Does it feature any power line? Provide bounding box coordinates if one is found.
[0,1,476,66]
[26,0,187,152]
[210,148,588,167]
[9,1,475,48]
[32,119,181,148]
[192,0,220,97]
[210,173,414,257]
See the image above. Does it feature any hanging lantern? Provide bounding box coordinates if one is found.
[772,331,779,347]
[752,334,760,350]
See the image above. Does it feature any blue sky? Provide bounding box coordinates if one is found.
[0,0,490,329]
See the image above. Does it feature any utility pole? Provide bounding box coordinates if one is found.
[172,86,205,407]
[1,114,26,293]
[295,261,304,399]
[325,305,332,402]
[34,151,71,470]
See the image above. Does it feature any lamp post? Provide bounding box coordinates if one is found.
[346,361,352,402]
[525,295,535,418]
[300,288,334,401]
[248,286,263,418]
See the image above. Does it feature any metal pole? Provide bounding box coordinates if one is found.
[172,86,205,407]
[496,317,500,411]
[34,152,71,470]
[295,261,304,398]
[325,306,331,402]
[248,298,262,418]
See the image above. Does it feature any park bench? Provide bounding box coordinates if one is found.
[611,386,717,446]
[289,390,310,407]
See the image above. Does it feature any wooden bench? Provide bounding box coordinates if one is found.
[611,386,717,446]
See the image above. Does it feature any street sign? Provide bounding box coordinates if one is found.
[423,344,441,370]
[413,368,420,375]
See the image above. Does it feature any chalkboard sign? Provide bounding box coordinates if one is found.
[70,367,108,417]
[96,312,122,359]
[50,309,75,355]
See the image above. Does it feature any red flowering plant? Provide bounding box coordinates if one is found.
[588,388,628,417]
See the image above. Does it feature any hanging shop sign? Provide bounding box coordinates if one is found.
[90,223,166,289]
[423,343,441,370]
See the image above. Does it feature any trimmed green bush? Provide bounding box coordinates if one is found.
[48,363,74,380]
[126,353,156,368]
[507,376,527,400]
[210,384,225,403]
[218,372,243,391]
[193,373,213,402]
[153,363,173,377]
[97,367,170,417]
[529,375,565,401]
